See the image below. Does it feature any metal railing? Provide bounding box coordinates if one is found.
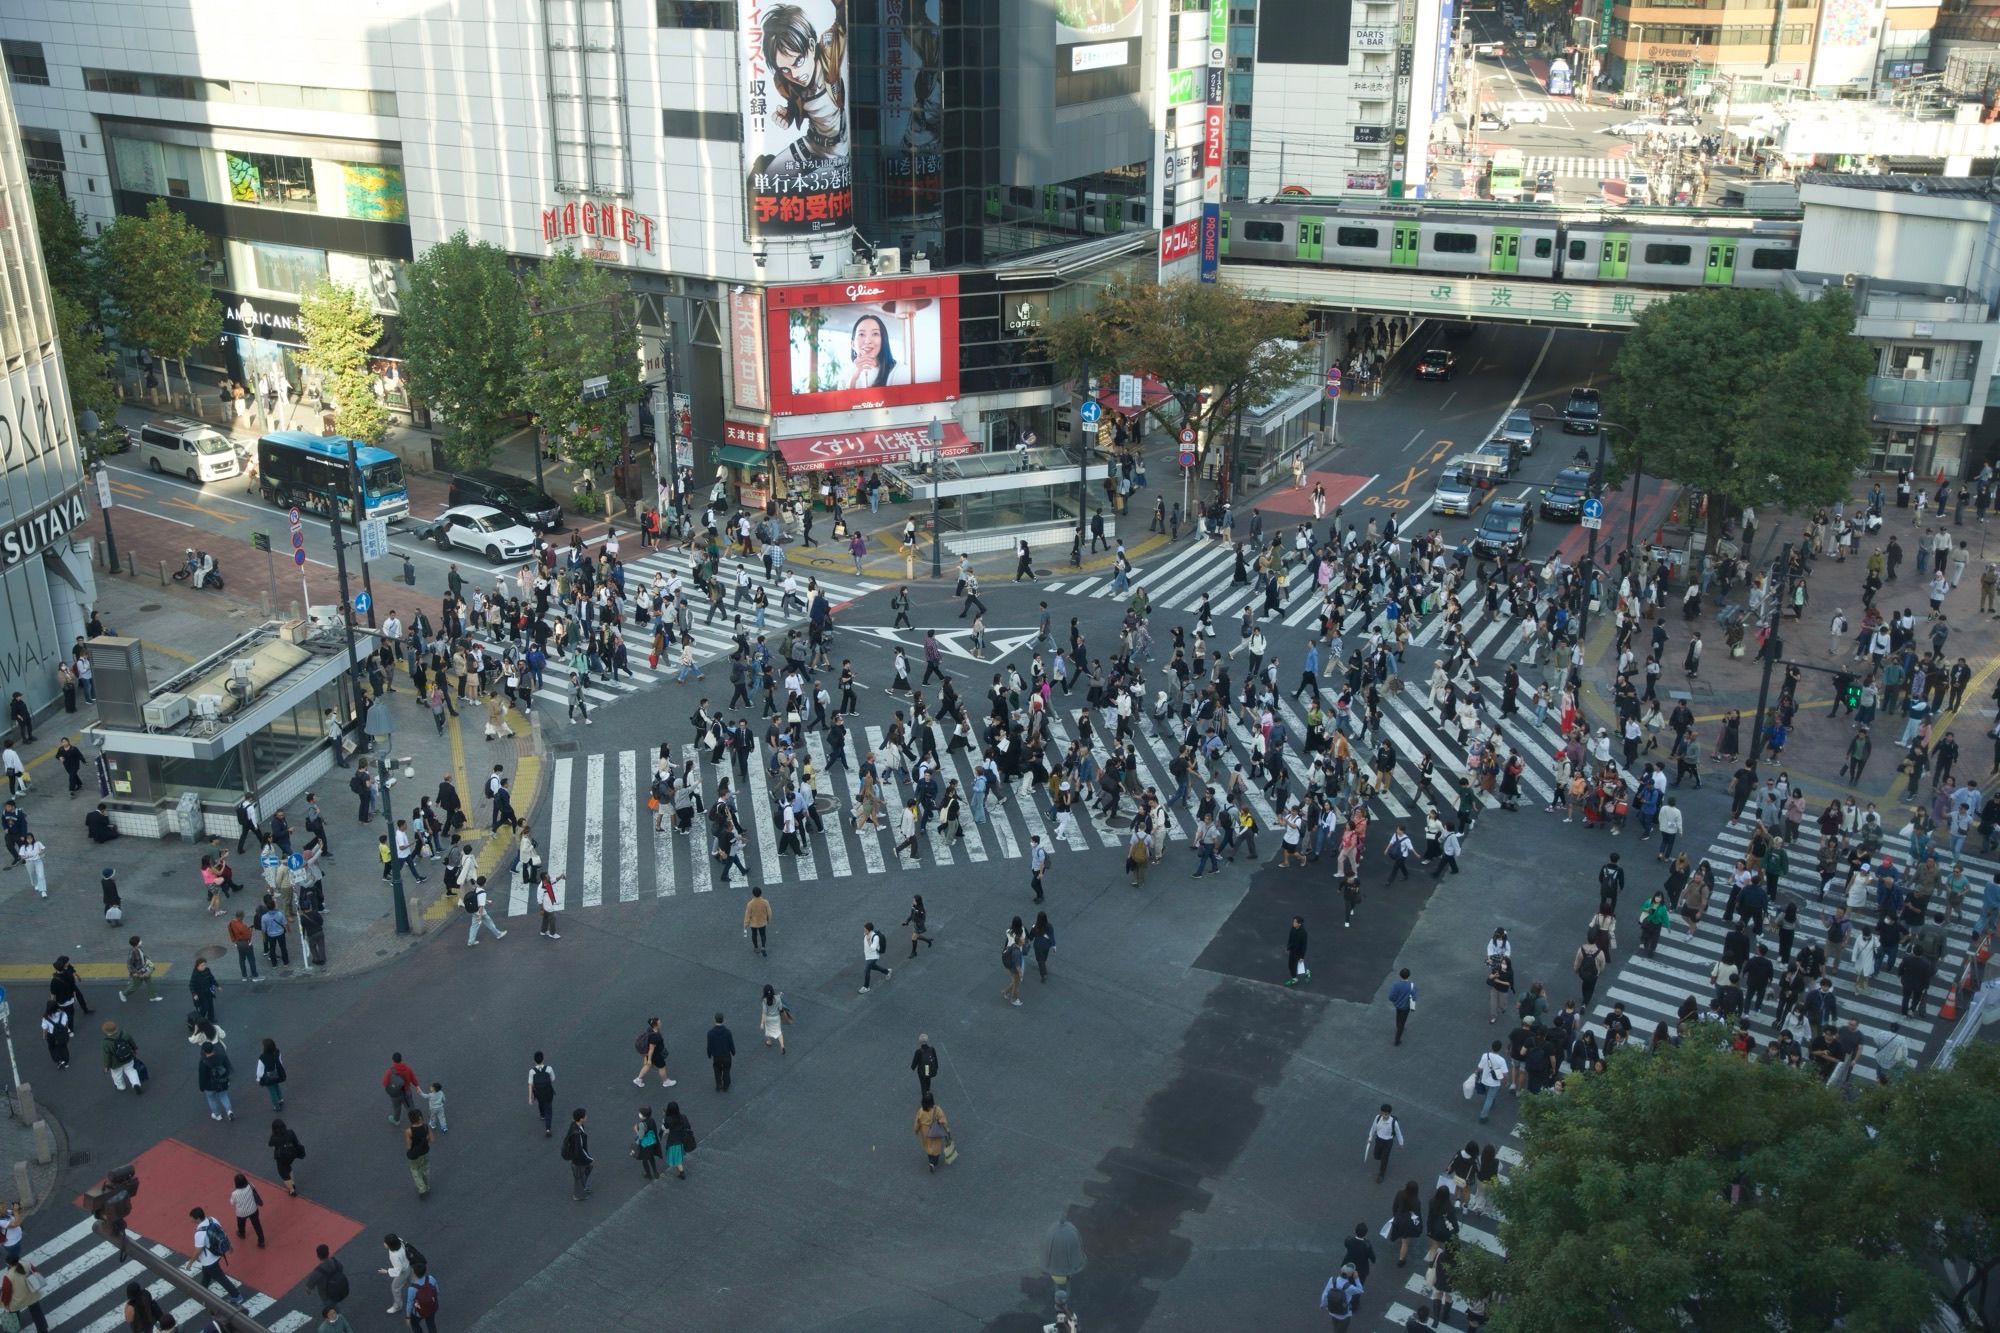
[1866,376,1973,408]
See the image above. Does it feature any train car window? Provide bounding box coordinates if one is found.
[1533,237,1552,258]
[1335,227,1380,248]
[1568,239,1586,260]
[1644,243,1692,266]
[1750,247,1798,270]
[1432,232,1476,254]
[1242,221,1285,243]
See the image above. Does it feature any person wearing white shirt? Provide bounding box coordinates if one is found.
[188,1209,247,1306]
[859,923,891,993]
[20,835,47,898]
[1364,1105,1405,1182]
[1656,799,1684,861]
[1475,1041,1510,1123]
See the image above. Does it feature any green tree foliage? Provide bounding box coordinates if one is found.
[521,250,637,476]
[29,181,97,309]
[93,199,219,397]
[297,281,388,444]
[1604,289,1872,541]
[1459,1038,2000,1332]
[399,232,529,469]
[53,291,120,448]
[1040,279,1315,497]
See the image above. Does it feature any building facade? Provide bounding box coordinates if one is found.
[1,0,1216,512]
[0,65,95,719]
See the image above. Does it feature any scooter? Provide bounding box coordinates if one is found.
[172,547,226,591]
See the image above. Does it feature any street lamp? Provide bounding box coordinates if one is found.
[1530,407,1643,646]
[927,416,943,578]
[82,410,119,572]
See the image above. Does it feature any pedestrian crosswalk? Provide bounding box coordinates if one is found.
[1369,1131,1523,1329]
[22,1217,313,1333]
[1523,154,1627,180]
[468,548,879,711]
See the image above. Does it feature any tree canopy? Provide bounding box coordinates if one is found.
[1460,1037,2000,1333]
[93,199,219,393]
[29,181,97,310]
[298,281,388,444]
[521,249,638,476]
[1040,279,1315,498]
[1603,288,1873,540]
[399,232,530,469]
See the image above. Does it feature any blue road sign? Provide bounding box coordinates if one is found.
[1580,498,1605,530]
[294,550,307,567]
[353,590,372,615]
[1079,400,1102,424]
[287,852,305,871]
[260,848,282,869]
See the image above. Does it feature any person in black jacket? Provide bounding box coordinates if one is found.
[1285,916,1311,986]
[911,1036,938,1096]
[561,1108,593,1200]
[706,1015,735,1092]
[305,1243,349,1307]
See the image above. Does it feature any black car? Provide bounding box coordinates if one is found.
[1473,499,1535,559]
[447,469,562,531]
[1416,348,1458,380]
[1562,387,1603,434]
[1540,467,1597,520]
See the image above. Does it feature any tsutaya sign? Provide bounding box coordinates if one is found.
[540,201,660,258]
[0,485,88,572]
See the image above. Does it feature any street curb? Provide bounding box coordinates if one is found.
[784,528,1176,582]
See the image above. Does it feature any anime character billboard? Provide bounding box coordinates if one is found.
[742,0,853,238]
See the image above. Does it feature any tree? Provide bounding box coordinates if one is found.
[53,291,120,450]
[29,181,97,310]
[1603,289,1872,545]
[297,280,388,444]
[93,199,219,399]
[1040,279,1315,503]
[399,232,530,470]
[521,249,638,479]
[1458,1039,1953,1332]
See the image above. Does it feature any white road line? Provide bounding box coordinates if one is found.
[618,749,640,903]
[652,780,675,899]
[542,756,573,912]
[807,734,866,876]
[742,741,786,879]
[580,752,606,908]
[680,744,714,894]
[24,1218,97,1266]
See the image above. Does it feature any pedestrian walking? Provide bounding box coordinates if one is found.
[197,1041,235,1121]
[1029,835,1051,903]
[228,1173,266,1249]
[260,903,291,967]
[743,884,771,955]
[228,911,260,980]
[384,1053,420,1122]
[1573,934,1608,1005]
[187,1209,248,1307]
[913,1091,952,1172]
[760,986,788,1054]
[633,1106,665,1181]
[1029,911,1056,982]
[100,1021,143,1093]
[560,1108,593,1200]
[403,1260,439,1333]
[1432,826,1462,877]
[659,1101,696,1179]
[255,1037,287,1111]
[403,1109,432,1198]
[860,922,893,993]
[0,1253,51,1333]
[1390,968,1417,1044]
[48,955,93,1020]
[1001,921,1026,1006]
[1321,1263,1365,1329]
[1473,1040,1509,1123]
[38,1000,70,1070]
[633,1016,676,1087]
[305,1243,348,1310]
[911,1034,939,1096]
[528,1054,556,1136]
[424,1082,448,1133]
[537,870,564,940]
[19,835,47,899]
[379,1235,416,1317]
[706,1014,735,1091]
[462,877,508,945]
[1285,915,1311,985]
[269,1119,304,1197]
[188,958,220,1027]
[1364,1104,1404,1183]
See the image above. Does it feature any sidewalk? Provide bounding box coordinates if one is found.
[0,574,546,987]
[1576,484,2000,811]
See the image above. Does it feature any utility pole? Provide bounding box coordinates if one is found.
[1745,541,1796,778]
[346,438,377,629]
[1074,358,1092,566]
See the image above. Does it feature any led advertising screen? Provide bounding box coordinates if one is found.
[765,276,960,416]
[741,0,854,238]
[1058,0,1143,105]
[1057,0,1142,43]
[881,0,943,224]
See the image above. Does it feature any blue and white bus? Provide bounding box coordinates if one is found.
[1547,57,1574,96]
[256,432,410,521]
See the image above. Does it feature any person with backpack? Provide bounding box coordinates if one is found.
[1597,853,1626,909]
[1320,1261,1364,1328]
[403,1259,439,1333]
[859,922,892,994]
[633,1016,675,1088]
[197,1042,234,1122]
[1573,933,1609,1006]
[560,1108,593,1200]
[270,1120,306,1197]
[305,1243,349,1311]
[528,1053,557,1136]
[100,1021,143,1093]
[186,1208,248,1308]
[403,1109,432,1199]
[383,1054,420,1124]
[462,876,507,946]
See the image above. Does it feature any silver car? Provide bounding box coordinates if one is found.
[1496,408,1541,455]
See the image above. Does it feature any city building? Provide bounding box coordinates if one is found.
[2,0,1230,540]
[1788,173,2000,479]
[0,63,96,719]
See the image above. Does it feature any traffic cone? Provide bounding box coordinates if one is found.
[1940,976,1960,1022]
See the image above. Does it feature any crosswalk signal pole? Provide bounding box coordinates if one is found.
[1744,541,1794,779]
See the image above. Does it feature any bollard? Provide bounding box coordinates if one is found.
[125,550,137,578]
[14,1081,35,1127]
[11,1161,30,1208]
[31,1119,52,1166]
[158,560,168,586]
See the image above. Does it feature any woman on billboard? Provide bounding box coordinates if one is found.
[839,314,907,390]
[759,4,849,181]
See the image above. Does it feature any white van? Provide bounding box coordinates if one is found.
[131,417,243,484]
[1499,101,1548,126]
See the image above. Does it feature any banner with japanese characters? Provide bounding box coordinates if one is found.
[741,0,853,238]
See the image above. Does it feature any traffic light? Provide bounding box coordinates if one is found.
[1843,678,1863,709]
[88,1163,139,1238]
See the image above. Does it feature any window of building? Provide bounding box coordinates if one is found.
[657,0,736,23]
[227,151,317,207]
[244,241,329,296]
[1242,220,1286,243]
[1230,102,1252,119]
[544,0,631,196]
[1335,226,1379,248]
[1749,246,1797,270]
[20,129,65,185]
[1644,243,1692,266]
[1227,150,1250,166]
[3,40,50,87]
[662,108,743,141]
[1433,231,1476,254]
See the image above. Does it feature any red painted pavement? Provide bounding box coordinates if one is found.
[1254,471,1375,518]
[1553,477,1679,567]
[77,1139,365,1294]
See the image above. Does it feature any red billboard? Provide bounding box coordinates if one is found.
[1203,106,1224,168]
[1160,219,1199,264]
[765,275,960,416]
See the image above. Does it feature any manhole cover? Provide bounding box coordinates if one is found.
[813,796,835,814]
[553,741,579,753]
[139,603,162,613]
[68,1151,90,1167]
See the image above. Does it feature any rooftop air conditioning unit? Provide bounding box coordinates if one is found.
[875,247,903,274]
[143,693,191,729]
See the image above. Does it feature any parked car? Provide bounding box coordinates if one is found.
[447,469,563,531]
[421,504,539,562]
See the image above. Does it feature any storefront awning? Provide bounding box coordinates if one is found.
[777,422,976,474]
[713,444,773,468]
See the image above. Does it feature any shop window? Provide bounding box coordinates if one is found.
[227,151,317,207]
[246,242,329,296]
